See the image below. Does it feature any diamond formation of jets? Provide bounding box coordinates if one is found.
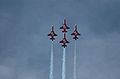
[48,18,81,79]
[48,18,80,47]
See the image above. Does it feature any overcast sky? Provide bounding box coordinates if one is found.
[0,0,120,79]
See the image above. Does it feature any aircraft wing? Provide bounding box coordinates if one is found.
[60,26,64,29]
[54,33,57,36]
[71,32,75,35]
[60,40,64,43]
[48,33,52,36]
[66,26,70,29]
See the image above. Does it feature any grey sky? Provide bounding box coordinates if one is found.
[0,0,120,79]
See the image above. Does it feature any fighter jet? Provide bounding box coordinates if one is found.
[48,25,57,41]
[60,18,70,32]
[59,33,69,48]
[71,24,80,40]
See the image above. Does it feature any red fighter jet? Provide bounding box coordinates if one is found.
[48,25,57,41]
[59,33,69,48]
[60,18,70,32]
[71,24,80,40]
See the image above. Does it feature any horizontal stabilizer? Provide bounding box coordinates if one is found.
[50,38,55,41]
[62,44,67,48]
[73,36,78,40]
[62,30,67,32]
